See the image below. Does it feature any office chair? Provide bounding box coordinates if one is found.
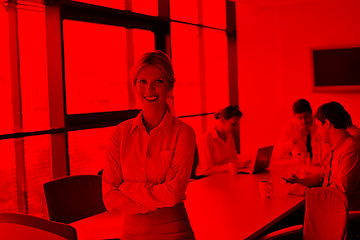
[0,213,77,240]
[43,174,107,224]
[260,187,359,240]
[190,144,206,180]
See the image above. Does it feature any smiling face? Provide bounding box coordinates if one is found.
[294,112,313,129]
[135,65,170,111]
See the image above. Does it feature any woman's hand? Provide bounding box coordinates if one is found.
[292,127,310,144]
[288,183,308,196]
[228,162,238,175]
[237,160,251,169]
[284,174,300,184]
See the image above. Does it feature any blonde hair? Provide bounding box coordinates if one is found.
[131,50,175,90]
[131,50,176,115]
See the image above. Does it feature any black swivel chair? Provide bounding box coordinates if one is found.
[190,144,206,180]
[0,213,77,240]
[260,187,360,240]
[43,174,107,224]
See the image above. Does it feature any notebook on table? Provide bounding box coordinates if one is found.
[237,145,274,174]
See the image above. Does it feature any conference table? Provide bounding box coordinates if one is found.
[71,164,304,240]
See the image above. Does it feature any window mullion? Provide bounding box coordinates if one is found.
[8,0,28,213]
[45,2,69,179]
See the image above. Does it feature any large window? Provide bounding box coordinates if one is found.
[0,139,17,213]
[171,23,229,114]
[170,1,229,134]
[68,127,115,175]
[63,21,155,114]
[17,8,49,132]
[0,2,52,217]
[0,0,237,217]
[0,5,13,135]
[63,20,129,114]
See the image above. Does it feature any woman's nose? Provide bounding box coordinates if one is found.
[147,82,156,91]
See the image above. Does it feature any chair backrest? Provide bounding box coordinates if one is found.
[43,175,107,224]
[190,144,206,180]
[303,187,348,240]
[0,213,77,240]
[190,144,199,179]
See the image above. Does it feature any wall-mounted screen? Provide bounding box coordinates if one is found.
[313,47,360,91]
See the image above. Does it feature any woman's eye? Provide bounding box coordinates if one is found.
[138,79,146,84]
[155,79,164,83]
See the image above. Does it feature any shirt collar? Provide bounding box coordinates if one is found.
[348,125,358,135]
[130,111,144,133]
[332,130,351,152]
[209,126,230,141]
[157,110,173,135]
[130,110,173,135]
[209,126,220,139]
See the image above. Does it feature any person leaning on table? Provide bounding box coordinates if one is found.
[196,105,249,176]
[286,101,360,211]
[102,51,196,239]
[273,99,327,166]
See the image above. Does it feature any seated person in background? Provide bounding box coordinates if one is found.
[196,105,249,176]
[344,109,360,141]
[273,99,325,166]
[102,51,196,239]
[287,101,360,210]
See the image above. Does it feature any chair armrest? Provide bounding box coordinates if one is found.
[260,225,303,240]
[349,210,360,220]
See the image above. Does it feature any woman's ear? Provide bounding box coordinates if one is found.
[167,88,173,97]
[324,119,331,129]
[219,115,225,123]
[167,90,174,106]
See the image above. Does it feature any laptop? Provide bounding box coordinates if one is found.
[237,145,274,174]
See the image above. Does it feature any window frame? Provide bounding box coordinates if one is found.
[2,0,238,214]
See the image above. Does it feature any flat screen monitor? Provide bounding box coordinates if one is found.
[312,47,360,91]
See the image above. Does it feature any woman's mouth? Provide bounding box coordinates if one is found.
[144,96,159,101]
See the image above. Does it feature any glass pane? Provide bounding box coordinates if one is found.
[170,0,198,24]
[0,139,18,213]
[132,29,156,109]
[205,113,217,133]
[17,9,50,132]
[132,29,155,65]
[171,23,201,116]
[179,116,203,142]
[204,28,229,113]
[202,0,227,29]
[68,127,115,175]
[72,0,125,10]
[181,114,217,141]
[0,7,13,134]
[24,135,51,217]
[132,0,158,16]
[63,20,128,114]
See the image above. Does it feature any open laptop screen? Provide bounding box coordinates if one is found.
[252,145,274,174]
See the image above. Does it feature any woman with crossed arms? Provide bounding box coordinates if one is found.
[102,51,196,239]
